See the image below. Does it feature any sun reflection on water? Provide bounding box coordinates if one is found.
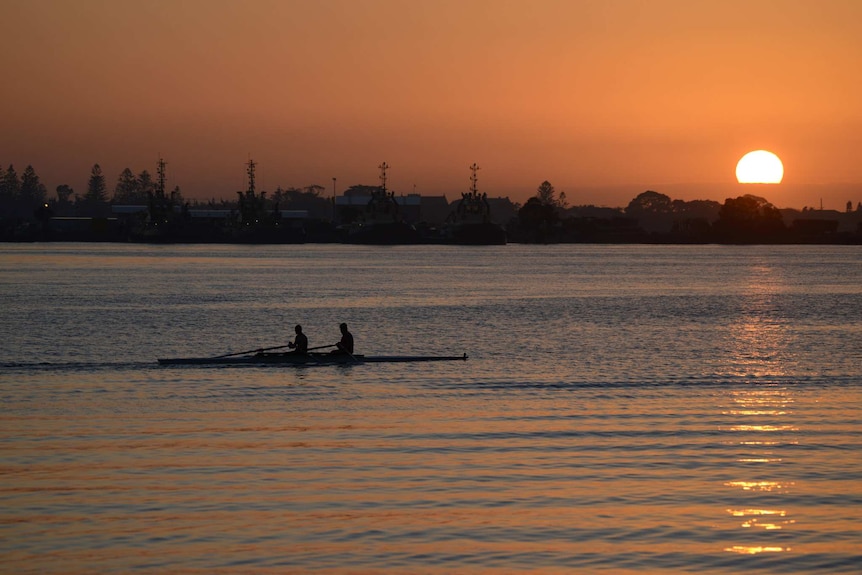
[730,424,797,432]
[725,545,791,555]
[722,381,799,555]
[725,260,801,377]
[724,480,794,493]
[726,508,795,530]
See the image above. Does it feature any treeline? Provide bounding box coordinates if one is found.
[0,164,48,219]
[3,163,861,244]
[0,162,334,220]
[0,163,183,219]
[511,182,862,244]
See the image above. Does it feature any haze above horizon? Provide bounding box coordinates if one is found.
[2,0,860,210]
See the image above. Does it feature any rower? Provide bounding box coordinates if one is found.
[287,324,308,354]
[331,323,354,355]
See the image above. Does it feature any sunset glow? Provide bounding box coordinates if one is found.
[2,0,861,208]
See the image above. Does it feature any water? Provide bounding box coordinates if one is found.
[1,243,860,573]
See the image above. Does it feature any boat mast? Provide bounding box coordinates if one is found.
[247,158,256,197]
[378,161,389,193]
[469,162,480,196]
[144,156,173,225]
[156,156,167,197]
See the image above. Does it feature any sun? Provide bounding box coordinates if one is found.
[736,150,784,184]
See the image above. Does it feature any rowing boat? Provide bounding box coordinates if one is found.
[157,352,468,366]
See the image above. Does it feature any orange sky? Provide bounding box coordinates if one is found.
[2,0,860,209]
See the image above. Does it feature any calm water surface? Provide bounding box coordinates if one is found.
[1,243,860,573]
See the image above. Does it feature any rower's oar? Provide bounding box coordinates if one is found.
[307,344,337,351]
[212,344,292,359]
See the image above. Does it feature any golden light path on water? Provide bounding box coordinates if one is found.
[720,257,795,555]
[722,389,797,555]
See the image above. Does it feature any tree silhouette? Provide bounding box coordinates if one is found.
[557,191,568,210]
[82,164,109,215]
[715,194,786,241]
[54,184,75,216]
[20,165,47,208]
[536,181,560,207]
[518,196,558,242]
[137,170,155,199]
[56,184,74,204]
[305,184,325,197]
[625,190,675,233]
[86,164,107,202]
[113,168,139,204]
[1,165,20,207]
[626,190,672,215]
